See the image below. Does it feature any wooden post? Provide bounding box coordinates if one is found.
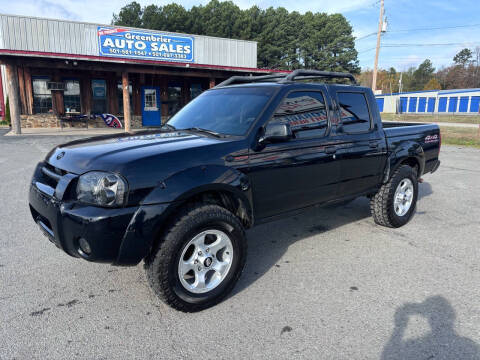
[107,76,118,115]
[161,77,169,124]
[372,0,384,92]
[131,74,141,116]
[52,72,64,115]
[209,77,215,89]
[122,71,131,132]
[183,78,190,105]
[5,62,21,134]
[0,65,5,121]
[23,67,34,115]
[81,76,92,115]
[17,67,27,114]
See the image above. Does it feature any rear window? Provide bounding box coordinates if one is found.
[337,92,371,133]
[270,91,328,139]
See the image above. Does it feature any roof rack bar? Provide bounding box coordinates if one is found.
[279,70,357,85]
[216,73,288,87]
[216,69,357,87]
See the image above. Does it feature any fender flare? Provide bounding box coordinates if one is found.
[141,164,253,221]
[115,165,253,265]
[384,141,425,183]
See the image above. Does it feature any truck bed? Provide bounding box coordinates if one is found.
[382,121,441,175]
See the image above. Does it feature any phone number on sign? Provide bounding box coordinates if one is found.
[107,48,188,59]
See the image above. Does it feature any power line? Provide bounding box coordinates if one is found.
[358,41,480,54]
[382,42,480,48]
[356,23,480,41]
[358,47,376,54]
[390,23,480,33]
[356,32,377,41]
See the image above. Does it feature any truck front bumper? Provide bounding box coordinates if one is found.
[28,163,169,266]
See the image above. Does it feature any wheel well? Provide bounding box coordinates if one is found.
[145,190,252,264]
[195,191,251,227]
[400,157,420,176]
[171,190,252,229]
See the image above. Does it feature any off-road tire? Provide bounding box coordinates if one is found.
[370,165,418,228]
[145,204,247,312]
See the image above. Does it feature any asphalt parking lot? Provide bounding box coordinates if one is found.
[0,130,479,360]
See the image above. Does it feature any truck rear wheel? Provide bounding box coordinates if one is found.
[145,204,247,312]
[370,165,418,228]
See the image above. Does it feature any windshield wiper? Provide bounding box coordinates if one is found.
[161,123,176,131]
[183,127,223,138]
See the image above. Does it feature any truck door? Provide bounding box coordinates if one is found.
[247,89,340,220]
[332,90,386,198]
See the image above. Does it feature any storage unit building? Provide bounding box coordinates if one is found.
[375,88,480,114]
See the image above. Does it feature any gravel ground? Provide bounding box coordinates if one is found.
[0,131,479,360]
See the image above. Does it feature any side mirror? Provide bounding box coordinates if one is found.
[260,122,293,143]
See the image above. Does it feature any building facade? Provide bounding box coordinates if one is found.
[0,14,272,131]
[375,89,480,114]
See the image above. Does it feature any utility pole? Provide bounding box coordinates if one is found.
[372,0,384,93]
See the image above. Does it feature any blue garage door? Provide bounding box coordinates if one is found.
[470,96,480,113]
[400,97,408,113]
[438,97,447,112]
[418,97,427,112]
[459,97,469,112]
[427,98,436,113]
[408,97,417,112]
[376,98,384,112]
[448,97,458,112]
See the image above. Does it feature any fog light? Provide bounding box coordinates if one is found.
[78,238,91,255]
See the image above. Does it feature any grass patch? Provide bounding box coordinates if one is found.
[441,127,480,148]
[0,121,11,127]
[382,113,480,124]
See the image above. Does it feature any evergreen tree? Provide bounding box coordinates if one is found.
[112,1,360,72]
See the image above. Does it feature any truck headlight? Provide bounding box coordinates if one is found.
[76,171,127,207]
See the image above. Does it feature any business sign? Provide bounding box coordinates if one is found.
[97,27,194,62]
[92,80,106,98]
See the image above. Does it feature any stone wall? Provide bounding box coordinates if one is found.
[21,114,60,128]
[20,114,145,129]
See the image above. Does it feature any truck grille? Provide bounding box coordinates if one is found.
[40,163,66,188]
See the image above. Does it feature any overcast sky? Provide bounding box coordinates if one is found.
[1,0,479,71]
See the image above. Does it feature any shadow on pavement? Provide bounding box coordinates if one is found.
[234,181,435,295]
[233,196,372,294]
[418,181,433,200]
[381,296,480,360]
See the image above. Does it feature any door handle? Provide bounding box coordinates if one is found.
[369,141,378,148]
[325,146,337,154]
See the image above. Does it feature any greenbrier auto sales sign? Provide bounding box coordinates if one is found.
[98,27,194,62]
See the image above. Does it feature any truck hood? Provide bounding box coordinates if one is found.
[46,130,233,180]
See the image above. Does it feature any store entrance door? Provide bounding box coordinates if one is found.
[142,86,161,126]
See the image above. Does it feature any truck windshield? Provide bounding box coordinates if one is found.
[166,87,274,136]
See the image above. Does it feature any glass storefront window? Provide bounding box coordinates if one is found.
[190,83,203,100]
[32,77,52,114]
[168,81,182,117]
[64,79,80,113]
[92,79,107,114]
[117,81,132,115]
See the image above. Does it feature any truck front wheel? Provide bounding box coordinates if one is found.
[145,204,247,312]
[370,165,418,228]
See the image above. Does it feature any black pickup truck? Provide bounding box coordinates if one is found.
[29,70,440,312]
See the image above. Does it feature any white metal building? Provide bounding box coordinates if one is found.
[0,13,269,128]
[375,89,480,114]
